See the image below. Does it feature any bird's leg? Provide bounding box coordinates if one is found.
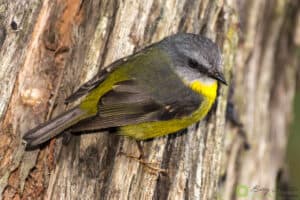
[119,140,168,175]
[136,140,144,159]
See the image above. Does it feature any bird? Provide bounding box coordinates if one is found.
[23,33,227,148]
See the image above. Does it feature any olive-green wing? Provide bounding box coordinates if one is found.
[69,49,202,132]
[65,56,131,104]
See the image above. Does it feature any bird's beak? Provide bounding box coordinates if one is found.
[211,70,227,85]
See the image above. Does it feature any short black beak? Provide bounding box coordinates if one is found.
[211,70,227,85]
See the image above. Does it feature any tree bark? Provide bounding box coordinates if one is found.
[220,0,300,199]
[0,0,298,200]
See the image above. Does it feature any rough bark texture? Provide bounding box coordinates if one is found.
[0,0,298,200]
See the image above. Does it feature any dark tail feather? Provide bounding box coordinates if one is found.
[23,107,88,148]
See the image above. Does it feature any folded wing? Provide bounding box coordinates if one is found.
[70,49,202,132]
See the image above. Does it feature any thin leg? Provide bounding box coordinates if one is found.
[119,140,168,175]
[136,141,144,159]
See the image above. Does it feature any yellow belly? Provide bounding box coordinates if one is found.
[120,80,218,140]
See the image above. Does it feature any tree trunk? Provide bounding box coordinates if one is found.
[220,0,300,199]
[0,0,298,200]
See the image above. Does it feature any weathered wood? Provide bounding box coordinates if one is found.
[0,0,298,199]
[0,0,231,199]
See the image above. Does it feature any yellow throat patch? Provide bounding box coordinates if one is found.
[190,80,218,101]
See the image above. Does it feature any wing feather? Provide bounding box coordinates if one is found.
[69,48,202,132]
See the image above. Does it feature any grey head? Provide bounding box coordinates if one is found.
[158,33,227,85]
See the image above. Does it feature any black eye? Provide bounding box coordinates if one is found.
[188,58,208,74]
[188,58,199,69]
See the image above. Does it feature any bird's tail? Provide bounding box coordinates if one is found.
[23,106,88,148]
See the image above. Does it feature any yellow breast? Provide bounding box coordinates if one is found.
[120,80,218,140]
[187,79,218,123]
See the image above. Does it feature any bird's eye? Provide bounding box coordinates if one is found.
[188,58,208,74]
[188,58,199,69]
